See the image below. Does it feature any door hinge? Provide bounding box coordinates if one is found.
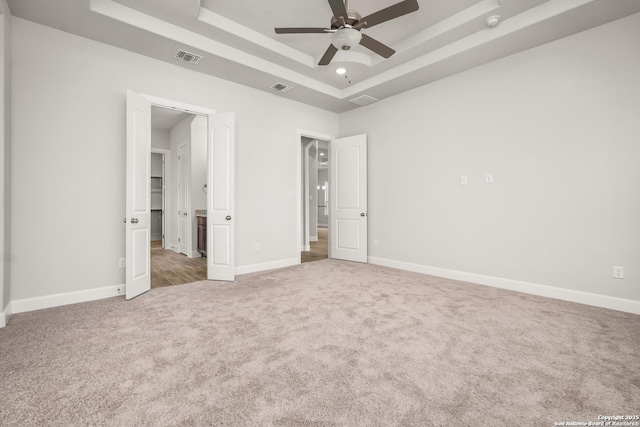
[178,237,180,242]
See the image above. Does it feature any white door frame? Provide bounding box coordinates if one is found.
[140,94,233,279]
[303,141,314,252]
[296,129,335,264]
[151,148,170,249]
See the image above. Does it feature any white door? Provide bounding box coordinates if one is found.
[207,113,235,281]
[177,143,189,255]
[330,134,367,263]
[125,90,151,299]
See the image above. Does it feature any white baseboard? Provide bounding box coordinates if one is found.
[310,236,318,242]
[303,244,310,252]
[369,257,640,315]
[187,250,202,259]
[10,285,125,315]
[235,258,299,276]
[1,301,13,327]
[0,306,6,328]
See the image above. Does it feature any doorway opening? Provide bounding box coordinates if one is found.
[301,137,331,263]
[126,90,236,300]
[150,106,207,288]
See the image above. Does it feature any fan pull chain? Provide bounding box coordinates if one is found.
[344,49,352,84]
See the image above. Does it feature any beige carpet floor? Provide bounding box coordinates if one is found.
[1,260,639,426]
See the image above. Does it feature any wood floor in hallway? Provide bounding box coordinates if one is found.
[151,241,207,288]
[301,227,328,263]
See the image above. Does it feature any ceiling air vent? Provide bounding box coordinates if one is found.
[271,82,293,93]
[350,95,378,107]
[174,49,203,65]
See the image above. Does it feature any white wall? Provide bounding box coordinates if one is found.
[190,115,207,255]
[308,142,318,240]
[339,13,640,304]
[317,167,328,227]
[168,115,193,252]
[166,114,206,256]
[0,1,10,322]
[190,116,207,213]
[151,127,170,150]
[10,18,338,301]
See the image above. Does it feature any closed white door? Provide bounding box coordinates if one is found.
[125,90,151,299]
[177,143,189,255]
[330,134,367,263]
[207,112,235,281]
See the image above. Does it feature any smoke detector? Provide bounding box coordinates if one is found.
[485,15,500,27]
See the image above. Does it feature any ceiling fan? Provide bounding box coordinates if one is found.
[275,0,419,66]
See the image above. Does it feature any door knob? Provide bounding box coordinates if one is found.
[226,215,232,221]
[131,218,139,224]
[360,213,367,217]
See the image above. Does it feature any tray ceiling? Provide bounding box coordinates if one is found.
[7,0,640,112]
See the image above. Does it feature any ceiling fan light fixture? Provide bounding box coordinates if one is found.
[336,67,347,75]
[331,28,362,50]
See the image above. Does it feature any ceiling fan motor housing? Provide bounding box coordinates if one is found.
[330,10,362,29]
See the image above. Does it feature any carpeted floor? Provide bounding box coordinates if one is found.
[1,260,639,426]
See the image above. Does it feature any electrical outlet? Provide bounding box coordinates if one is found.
[118,258,126,269]
[613,266,624,279]
[254,243,260,252]
[485,174,493,184]
[373,239,378,247]
[461,176,468,185]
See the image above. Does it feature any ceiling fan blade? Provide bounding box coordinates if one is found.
[318,44,339,65]
[358,0,419,29]
[327,0,348,21]
[359,34,395,58]
[275,27,331,34]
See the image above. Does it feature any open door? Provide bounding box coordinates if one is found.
[330,134,367,263]
[207,112,235,281]
[125,90,152,299]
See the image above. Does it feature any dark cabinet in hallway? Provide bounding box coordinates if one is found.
[197,216,207,257]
